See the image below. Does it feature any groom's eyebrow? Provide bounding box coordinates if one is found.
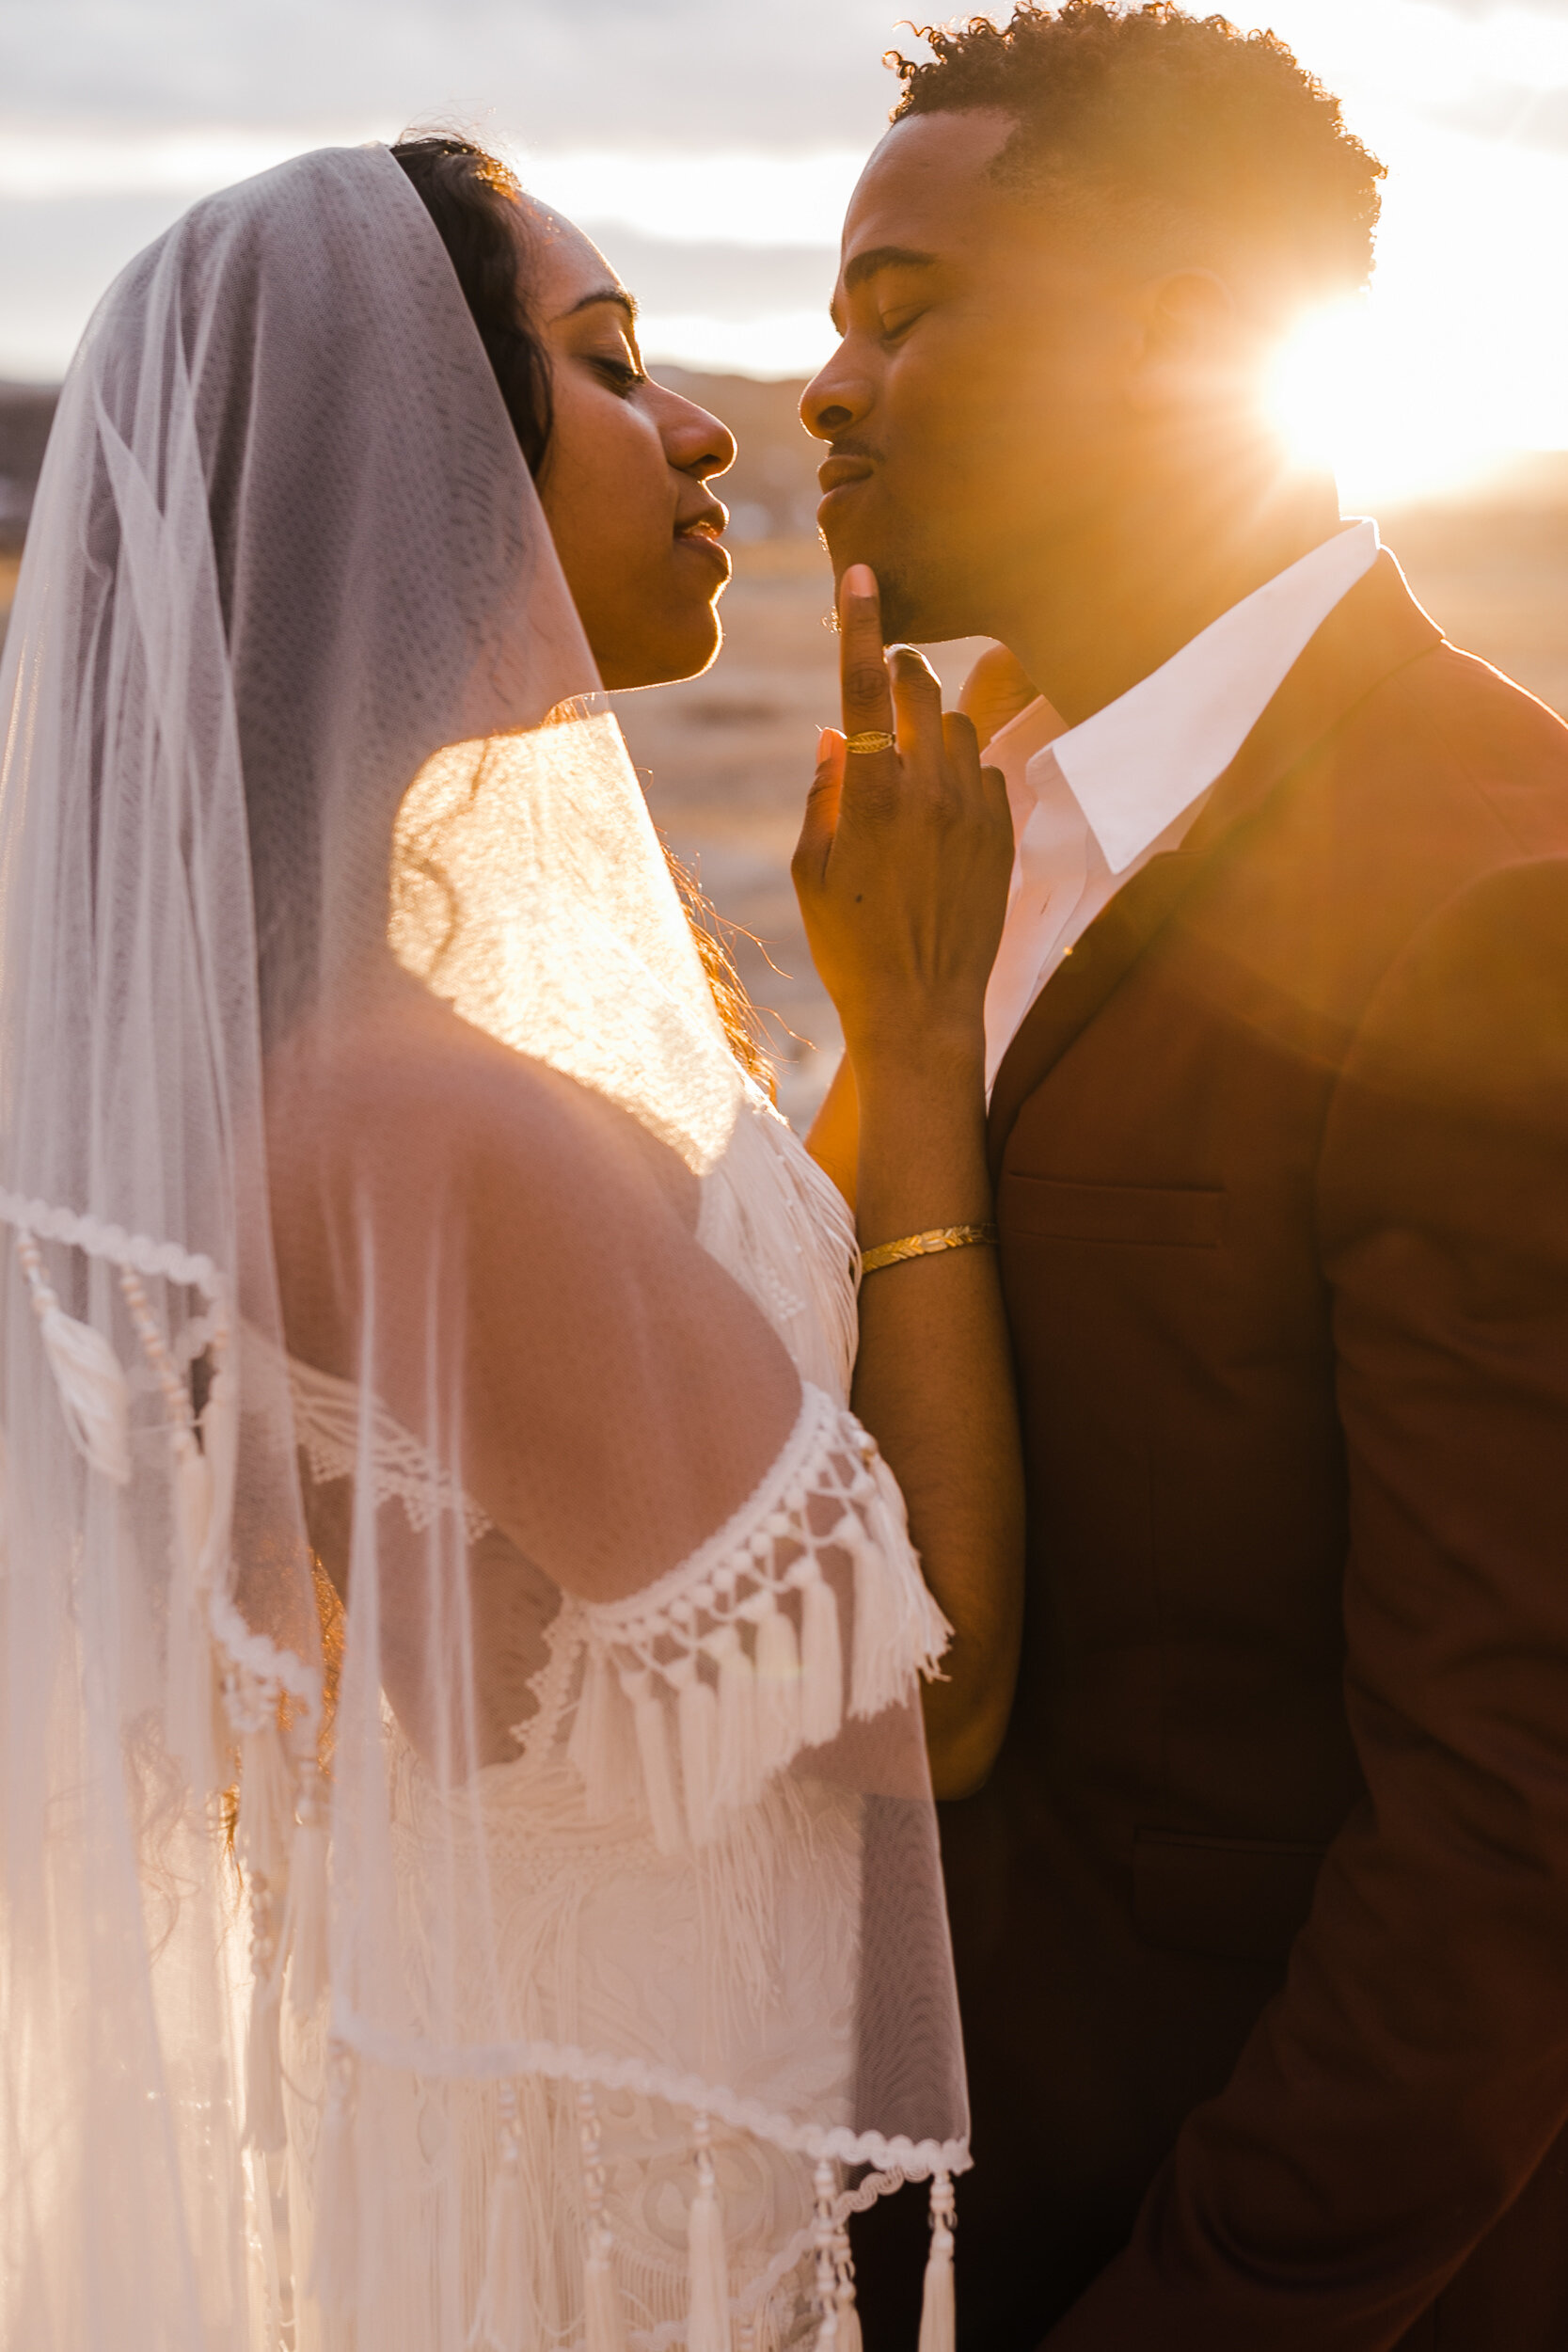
[832,246,938,328]
[842,246,938,295]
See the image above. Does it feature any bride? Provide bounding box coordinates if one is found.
[0,135,1021,2351]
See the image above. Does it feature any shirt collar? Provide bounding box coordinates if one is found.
[999,517,1380,877]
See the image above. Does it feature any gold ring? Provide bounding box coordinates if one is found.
[845,729,895,755]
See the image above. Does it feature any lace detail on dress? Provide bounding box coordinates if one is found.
[697,1088,859,1403]
[569,1381,951,1853]
[287,1351,493,1543]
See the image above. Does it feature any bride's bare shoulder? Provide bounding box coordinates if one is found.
[266,979,694,1224]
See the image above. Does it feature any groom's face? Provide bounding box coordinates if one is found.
[804,110,1143,644]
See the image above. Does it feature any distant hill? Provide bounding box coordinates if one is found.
[0,383,58,550]
[0,372,820,554]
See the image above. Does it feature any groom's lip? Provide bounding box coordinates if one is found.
[817,455,874,494]
[817,455,875,530]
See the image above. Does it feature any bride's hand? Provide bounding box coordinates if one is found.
[793,564,1013,1080]
[794,567,1024,1800]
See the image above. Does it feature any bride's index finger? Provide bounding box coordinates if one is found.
[838,564,896,758]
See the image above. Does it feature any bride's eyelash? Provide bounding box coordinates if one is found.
[593,356,646,395]
[879,310,925,344]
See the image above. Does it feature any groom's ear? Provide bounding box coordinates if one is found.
[1126,268,1245,416]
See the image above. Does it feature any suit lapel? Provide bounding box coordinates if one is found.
[986,549,1443,1178]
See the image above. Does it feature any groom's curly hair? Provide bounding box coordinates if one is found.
[888,4,1385,309]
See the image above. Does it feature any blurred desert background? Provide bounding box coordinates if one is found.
[5,372,1567,1128]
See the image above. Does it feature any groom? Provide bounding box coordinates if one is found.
[803,7,1568,2347]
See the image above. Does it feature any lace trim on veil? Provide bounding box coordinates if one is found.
[334,1999,971,2183]
[0,1188,320,1721]
[288,1349,493,1542]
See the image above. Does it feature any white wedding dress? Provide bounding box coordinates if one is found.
[0,143,970,2352]
[281,1089,944,2351]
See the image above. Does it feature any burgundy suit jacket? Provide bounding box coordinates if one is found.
[945,550,1568,2350]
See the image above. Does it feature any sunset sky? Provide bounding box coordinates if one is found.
[3,0,1566,502]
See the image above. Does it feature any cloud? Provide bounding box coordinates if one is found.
[1431,76,1568,142]
[0,0,920,151]
[0,0,900,376]
[588,228,832,314]
[0,192,194,377]
[0,192,841,382]
[7,0,1568,471]
[1418,0,1568,14]
[0,0,889,379]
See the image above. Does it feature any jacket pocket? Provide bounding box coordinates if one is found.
[1000,1174,1225,1249]
[1132,1828,1326,1963]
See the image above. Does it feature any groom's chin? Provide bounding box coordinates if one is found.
[871,566,974,649]
[824,527,979,645]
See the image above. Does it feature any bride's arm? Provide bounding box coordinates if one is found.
[270,1007,801,1600]
[804,1053,859,1210]
[270,1006,953,1809]
[794,567,1025,1800]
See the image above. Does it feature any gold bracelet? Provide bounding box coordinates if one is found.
[860,1222,999,1275]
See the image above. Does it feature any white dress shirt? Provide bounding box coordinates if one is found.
[981,518,1381,1093]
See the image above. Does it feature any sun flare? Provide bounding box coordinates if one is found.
[1266,297,1525,515]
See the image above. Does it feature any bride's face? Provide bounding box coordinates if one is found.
[525,206,736,691]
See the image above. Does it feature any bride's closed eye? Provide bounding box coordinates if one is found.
[589,352,647,397]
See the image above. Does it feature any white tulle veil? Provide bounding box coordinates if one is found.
[0,144,968,2352]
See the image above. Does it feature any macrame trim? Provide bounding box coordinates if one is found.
[569,1380,952,1852]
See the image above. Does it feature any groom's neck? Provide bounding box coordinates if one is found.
[999,453,1344,731]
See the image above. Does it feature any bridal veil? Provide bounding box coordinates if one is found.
[0,145,968,2349]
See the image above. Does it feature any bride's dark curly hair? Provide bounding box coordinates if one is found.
[392,133,774,1093]
[391,135,555,475]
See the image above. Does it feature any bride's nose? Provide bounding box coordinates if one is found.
[657,389,736,481]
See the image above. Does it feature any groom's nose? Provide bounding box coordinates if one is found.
[800,356,872,443]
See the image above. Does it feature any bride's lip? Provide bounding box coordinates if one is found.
[676,496,728,540]
[674,506,732,578]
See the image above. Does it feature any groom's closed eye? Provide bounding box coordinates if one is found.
[830,246,938,336]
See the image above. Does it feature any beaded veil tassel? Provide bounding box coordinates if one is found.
[578,2082,629,2352]
[916,2173,956,2352]
[469,2079,531,2352]
[687,2112,732,2352]
[812,2160,841,2351]
[833,2215,863,2352]
[309,2040,361,2317]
